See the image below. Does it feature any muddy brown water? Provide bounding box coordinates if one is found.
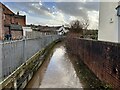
[25,43,83,88]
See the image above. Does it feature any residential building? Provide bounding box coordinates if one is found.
[0,2,26,40]
[57,26,69,35]
[99,2,120,42]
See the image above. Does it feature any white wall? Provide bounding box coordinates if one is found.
[22,27,32,37]
[99,2,119,42]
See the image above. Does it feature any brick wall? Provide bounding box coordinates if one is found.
[0,3,3,40]
[2,4,26,26]
[66,37,120,88]
[0,3,26,40]
[2,3,13,15]
[4,14,12,25]
[11,30,23,40]
[4,14,26,26]
[15,16,26,26]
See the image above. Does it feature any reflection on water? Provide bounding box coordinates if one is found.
[26,44,83,88]
[40,45,82,88]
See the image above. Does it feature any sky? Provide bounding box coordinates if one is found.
[2,1,99,29]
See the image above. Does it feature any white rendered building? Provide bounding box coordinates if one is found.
[99,2,120,43]
[57,26,69,35]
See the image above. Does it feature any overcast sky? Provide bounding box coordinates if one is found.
[3,1,99,29]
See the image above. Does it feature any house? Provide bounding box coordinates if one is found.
[57,26,69,35]
[0,3,26,40]
[99,2,120,42]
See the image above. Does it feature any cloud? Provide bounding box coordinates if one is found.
[56,2,99,19]
[1,0,100,2]
[83,2,99,11]
[4,2,53,18]
[56,2,99,29]
[3,2,99,29]
[56,2,88,20]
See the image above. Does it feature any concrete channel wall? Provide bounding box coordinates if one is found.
[66,37,120,88]
[0,35,59,81]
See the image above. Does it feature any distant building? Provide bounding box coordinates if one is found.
[0,3,26,40]
[99,2,120,42]
[27,25,58,35]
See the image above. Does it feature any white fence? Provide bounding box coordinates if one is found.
[0,35,59,81]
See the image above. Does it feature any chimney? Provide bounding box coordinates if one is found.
[17,11,19,15]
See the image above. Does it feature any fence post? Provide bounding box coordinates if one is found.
[0,43,2,82]
[23,38,27,62]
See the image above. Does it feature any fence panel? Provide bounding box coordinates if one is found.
[0,35,59,81]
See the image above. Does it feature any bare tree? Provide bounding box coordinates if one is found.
[70,20,89,38]
[82,20,89,29]
[69,20,89,37]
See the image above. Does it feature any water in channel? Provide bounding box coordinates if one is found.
[26,43,83,88]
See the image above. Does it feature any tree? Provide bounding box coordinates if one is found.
[69,20,89,37]
[70,20,82,33]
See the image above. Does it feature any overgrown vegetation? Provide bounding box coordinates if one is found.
[84,30,98,40]
[69,20,98,40]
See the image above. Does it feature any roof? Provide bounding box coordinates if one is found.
[1,2,14,15]
[1,2,26,19]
